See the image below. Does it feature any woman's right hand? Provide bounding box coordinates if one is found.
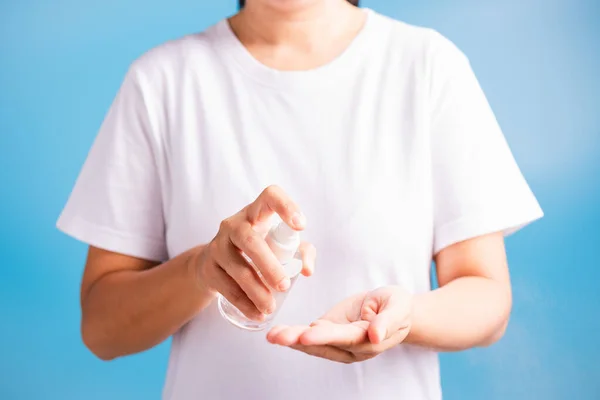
[191,185,316,321]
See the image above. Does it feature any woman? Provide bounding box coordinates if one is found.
[57,0,543,399]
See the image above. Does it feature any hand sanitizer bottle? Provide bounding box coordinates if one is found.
[217,221,302,331]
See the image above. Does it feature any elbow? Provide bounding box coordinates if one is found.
[81,317,118,361]
[480,282,512,347]
[480,299,512,347]
[480,320,509,347]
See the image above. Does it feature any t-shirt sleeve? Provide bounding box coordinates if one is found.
[429,33,543,255]
[56,64,168,262]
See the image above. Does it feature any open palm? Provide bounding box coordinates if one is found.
[267,286,413,363]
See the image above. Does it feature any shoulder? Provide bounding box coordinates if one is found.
[111,22,227,138]
[369,10,471,75]
[125,22,224,89]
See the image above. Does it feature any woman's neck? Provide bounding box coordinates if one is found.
[229,1,365,71]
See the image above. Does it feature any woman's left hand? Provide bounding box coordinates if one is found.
[266,286,413,363]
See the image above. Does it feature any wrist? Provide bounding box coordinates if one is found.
[403,292,424,346]
[185,244,215,298]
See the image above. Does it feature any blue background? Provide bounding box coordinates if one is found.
[1,0,598,399]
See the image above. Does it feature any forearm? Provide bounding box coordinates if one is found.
[81,246,212,360]
[405,276,512,351]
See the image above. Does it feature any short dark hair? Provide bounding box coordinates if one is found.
[239,0,359,8]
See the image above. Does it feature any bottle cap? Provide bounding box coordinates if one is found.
[266,221,300,267]
[272,221,299,244]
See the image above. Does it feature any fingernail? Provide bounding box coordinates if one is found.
[277,277,291,291]
[376,327,387,343]
[291,212,306,228]
[265,301,276,315]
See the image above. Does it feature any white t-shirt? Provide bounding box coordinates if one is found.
[57,9,543,400]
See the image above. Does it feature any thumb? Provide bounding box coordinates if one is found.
[361,287,411,345]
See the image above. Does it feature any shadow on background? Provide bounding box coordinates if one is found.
[0,0,598,399]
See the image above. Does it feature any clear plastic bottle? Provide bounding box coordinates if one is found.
[217,221,302,331]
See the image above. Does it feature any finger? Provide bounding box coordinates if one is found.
[320,292,368,324]
[299,321,368,347]
[268,325,311,346]
[290,344,356,364]
[218,243,275,314]
[266,325,289,343]
[212,263,265,322]
[368,310,411,345]
[246,185,306,230]
[363,289,411,344]
[226,221,290,292]
[302,320,391,356]
[346,324,412,358]
[297,242,316,277]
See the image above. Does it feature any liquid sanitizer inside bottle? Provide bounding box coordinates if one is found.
[217,221,303,331]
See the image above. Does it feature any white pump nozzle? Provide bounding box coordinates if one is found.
[272,221,299,244]
[266,221,301,266]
